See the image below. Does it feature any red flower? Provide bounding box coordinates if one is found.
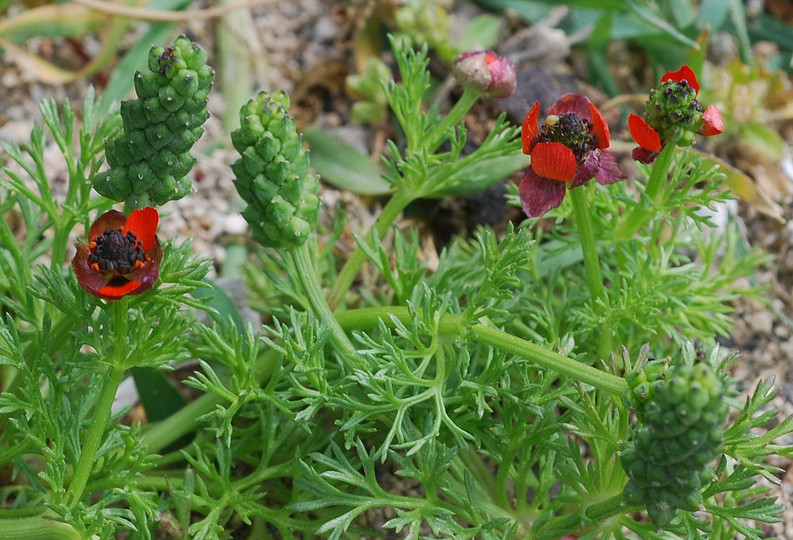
[518,93,625,218]
[629,65,724,164]
[72,207,162,301]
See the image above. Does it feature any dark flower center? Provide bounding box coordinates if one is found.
[88,228,148,274]
[537,113,595,161]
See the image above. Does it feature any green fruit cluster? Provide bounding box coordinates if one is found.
[94,35,214,208]
[621,361,728,527]
[643,79,705,147]
[230,91,320,249]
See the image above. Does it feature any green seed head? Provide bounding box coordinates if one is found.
[622,358,728,527]
[231,91,320,249]
[94,35,214,208]
[643,80,705,147]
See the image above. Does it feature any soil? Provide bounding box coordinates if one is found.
[1,0,792,537]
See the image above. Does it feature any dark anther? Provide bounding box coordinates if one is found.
[87,228,147,274]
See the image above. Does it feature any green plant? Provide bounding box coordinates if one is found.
[0,33,789,540]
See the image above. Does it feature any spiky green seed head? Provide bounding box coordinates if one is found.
[230,91,320,249]
[94,35,214,208]
[643,80,705,147]
[621,360,727,527]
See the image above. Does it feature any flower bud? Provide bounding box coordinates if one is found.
[452,51,516,98]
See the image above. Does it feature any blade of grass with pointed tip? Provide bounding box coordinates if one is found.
[0,4,106,42]
[440,153,531,197]
[131,366,187,423]
[191,277,246,333]
[0,14,129,84]
[303,127,391,195]
[693,149,785,224]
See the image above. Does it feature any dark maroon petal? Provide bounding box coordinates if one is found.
[548,93,592,120]
[631,146,660,164]
[519,168,568,218]
[147,238,163,266]
[88,210,126,241]
[595,150,626,186]
[572,150,599,187]
[71,243,111,297]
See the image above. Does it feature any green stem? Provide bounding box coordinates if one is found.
[50,217,76,271]
[616,143,676,239]
[335,307,627,396]
[534,494,636,539]
[568,185,612,360]
[292,240,361,364]
[65,362,125,507]
[327,189,416,310]
[66,301,129,507]
[426,87,480,154]
[0,513,82,540]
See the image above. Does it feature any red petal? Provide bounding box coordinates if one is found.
[521,101,541,154]
[124,207,159,252]
[700,105,723,136]
[661,65,699,94]
[97,280,144,300]
[88,210,126,241]
[628,114,662,152]
[588,102,610,149]
[71,243,111,297]
[519,168,568,218]
[530,142,576,183]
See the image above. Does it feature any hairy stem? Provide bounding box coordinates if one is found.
[65,362,125,507]
[0,513,82,540]
[290,240,363,367]
[66,300,129,507]
[616,143,676,239]
[426,87,479,154]
[569,185,612,360]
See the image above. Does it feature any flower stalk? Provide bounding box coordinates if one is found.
[289,240,362,366]
[65,303,128,507]
[568,184,612,359]
[615,142,676,239]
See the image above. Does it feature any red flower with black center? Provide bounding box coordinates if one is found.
[629,65,724,164]
[72,207,162,300]
[518,93,625,218]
